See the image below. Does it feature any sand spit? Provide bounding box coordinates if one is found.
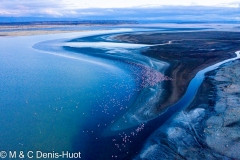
[0,30,87,37]
[0,23,89,36]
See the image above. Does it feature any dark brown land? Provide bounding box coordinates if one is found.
[114,31,240,110]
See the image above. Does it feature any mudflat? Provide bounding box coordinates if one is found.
[114,31,240,111]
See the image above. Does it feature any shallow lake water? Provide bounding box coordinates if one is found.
[0,28,165,159]
[0,30,141,158]
[1,27,231,159]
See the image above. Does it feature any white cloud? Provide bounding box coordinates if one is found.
[67,0,240,8]
[0,0,239,17]
[41,9,63,17]
[0,10,15,16]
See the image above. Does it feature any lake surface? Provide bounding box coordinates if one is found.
[1,27,236,159]
[0,29,164,159]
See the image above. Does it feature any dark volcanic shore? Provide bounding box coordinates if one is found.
[114,31,240,111]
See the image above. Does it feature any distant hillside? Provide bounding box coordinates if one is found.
[0,18,138,25]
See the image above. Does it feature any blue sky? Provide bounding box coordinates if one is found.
[0,0,239,22]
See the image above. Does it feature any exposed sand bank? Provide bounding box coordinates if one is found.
[0,30,87,37]
[0,23,90,36]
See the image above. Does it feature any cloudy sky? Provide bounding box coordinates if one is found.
[0,0,239,22]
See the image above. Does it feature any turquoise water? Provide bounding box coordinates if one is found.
[0,30,140,157]
[31,31,168,159]
[0,27,221,159]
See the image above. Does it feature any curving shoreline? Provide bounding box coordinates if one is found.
[33,31,240,159]
[136,51,240,159]
[114,31,240,112]
[112,31,240,159]
[61,33,172,131]
[3,27,240,159]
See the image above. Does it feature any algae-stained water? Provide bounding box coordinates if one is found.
[0,31,138,157]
